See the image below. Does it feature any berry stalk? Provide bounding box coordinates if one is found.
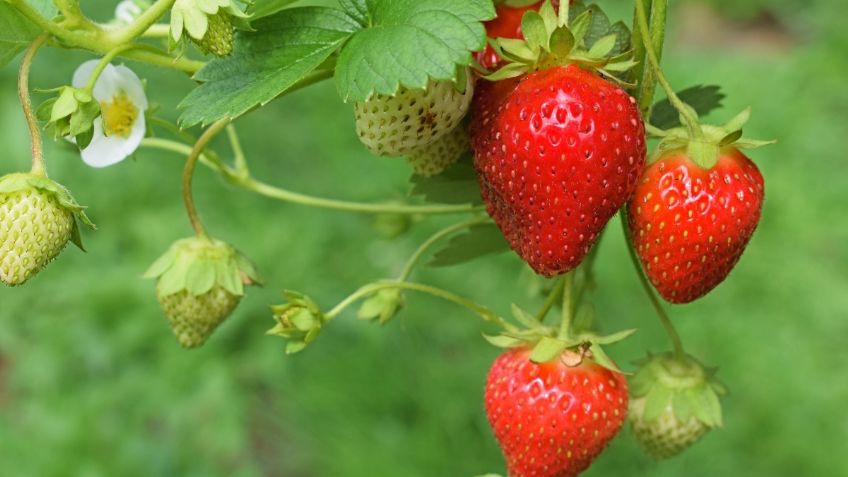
[619,209,685,358]
[632,0,668,119]
[18,33,49,176]
[634,0,703,140]
[397,217,491,282]
[182,119,229,238]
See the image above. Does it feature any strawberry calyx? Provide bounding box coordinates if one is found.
[630,351,727,428]
[144,236,261,298]
[648,108,776,169]
[484,304,635,373]
[485,1,636,84]
[268,290,326,354]
[0,172,94,250]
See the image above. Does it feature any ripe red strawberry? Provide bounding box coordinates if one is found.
[627,147,764,303]
[472,65,646,276]
[485,347,628,477]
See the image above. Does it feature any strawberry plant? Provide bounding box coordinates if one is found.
[0,0,776,474]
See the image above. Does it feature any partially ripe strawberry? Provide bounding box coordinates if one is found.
[627,147,764,303]
[354,73,474,157]
[197,12,234,57]
[405,124,470,177]
[472,65,646,276]
[145,236,260,348]
[0,173,91,286]
[485,347,628,477]
[476,2,545,71]
[629,353,725,459]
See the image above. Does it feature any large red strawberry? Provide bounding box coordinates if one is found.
[627,147,764,303]
[472,65,645,276]
[485,347,628,477]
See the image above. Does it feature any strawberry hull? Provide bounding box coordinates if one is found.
[472,66,646,277]
[627,148,764,303]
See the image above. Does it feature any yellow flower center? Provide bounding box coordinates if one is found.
[100,92,138,138]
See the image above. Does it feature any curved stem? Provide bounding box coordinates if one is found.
[140,138,484,216]
[226,125,249,176]
[84,44,137,92]
[557,272,575,340]
[397,217,490,281]
[535,276,565,323]
[634,0,703,140]
[325,280,517,332]
[183,119,229,238]
[619,209,685,358]
[103,0,176,45]
[235,176,486,215]
[120,48,204,74]
[19,34,49,176]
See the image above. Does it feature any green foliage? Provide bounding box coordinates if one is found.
[429,223,509,267]
[335,0,494,102]
[409,158,482,205]
[0,3,42,67]
[651,85,726,129]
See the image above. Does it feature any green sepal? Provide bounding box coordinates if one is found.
[630,352,725,429]
[268,290,325,354]
[170,0,251,41]
[482,333,525,349]
[529,336,568,363]
[357,288,404,324]
[0,173,95,251]
[39,86,101,146]
[144,236,259,297]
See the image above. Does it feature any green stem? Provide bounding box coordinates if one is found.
[234,176,485,215]
[183,119,229,238]
[226,125,249,176]
[397,217,490,282]
[629,0,651,93]
[84,44,137,93]
[141,24,171,39]
[121,49,204,74]
[325,281,517,332]
[104,0,176,45]
[535,276,565,323]
[19,34,49,176]
[140,138,221,171]
[141,138,484,216]
[634,0,668,120]
[619,209,685,358]
[634,0,703,139]
[557,272,575,340]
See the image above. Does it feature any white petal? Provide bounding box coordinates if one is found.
[113,64,148,110]
[80,115,145,168]
[73,61,123,101]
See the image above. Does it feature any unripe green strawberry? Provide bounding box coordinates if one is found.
[0,173,91,286]
[405,124,470,177]
[145,236,261,348]
[197,12,234,57]
[628,352,726,459]
[157,286,241,348]
[354,72,474,157]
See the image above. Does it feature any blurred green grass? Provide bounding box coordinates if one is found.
[0,0,847,476]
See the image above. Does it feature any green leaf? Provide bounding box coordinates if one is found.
[248,0,300,19]
[429,223,509,267]
[335,0,494,102]
[409,157,482,205]
[0,3,42,67]
[338,0,369,26]
[179,7,359,127]
[651,85,726,129]
[530,337,566,363]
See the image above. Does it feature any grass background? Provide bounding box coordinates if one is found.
[0,0,846,475]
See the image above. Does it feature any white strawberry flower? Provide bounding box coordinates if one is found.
[71,60,148,168]
[114,0,143,24]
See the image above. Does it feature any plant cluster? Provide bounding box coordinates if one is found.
[0,0,773,474]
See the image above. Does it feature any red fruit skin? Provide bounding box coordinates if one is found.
[485,348,628,477]
[471,65,646,277]
[627,148,765,303]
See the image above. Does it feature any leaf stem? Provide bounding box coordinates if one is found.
[632,0,667,119]
[183,119,229,238]
[19,33,49,176]
[325,280,517,332]
[618,209,685,358]
[397,217,490,282]
[103,0,176,45]
[634,0,702,139]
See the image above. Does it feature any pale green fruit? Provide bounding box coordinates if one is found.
[197,12,234,57]
[630,395,710,459]
[157,285,241,348]
[406,124,470,176]
[354,72,474,157]
[0,186,74,286]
